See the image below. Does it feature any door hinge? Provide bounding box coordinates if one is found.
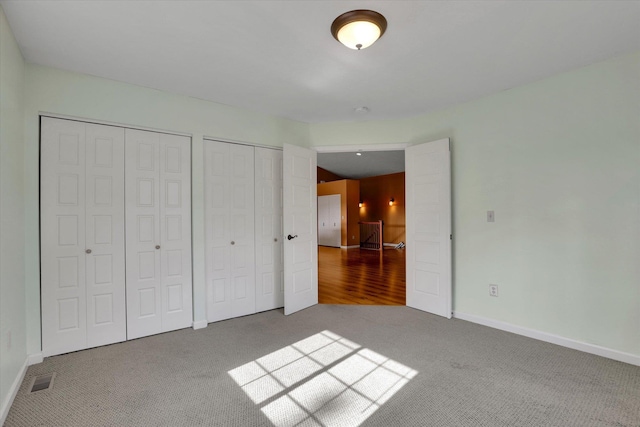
[450,234,452,240]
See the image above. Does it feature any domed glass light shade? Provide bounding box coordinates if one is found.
[331,10,387,50]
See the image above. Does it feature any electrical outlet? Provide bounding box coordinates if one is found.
[487,211,495,222]
[489,284,499,297]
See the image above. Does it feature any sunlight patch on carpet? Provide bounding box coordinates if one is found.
[228,330,417,426]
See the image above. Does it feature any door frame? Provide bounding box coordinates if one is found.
[314,141,452,314]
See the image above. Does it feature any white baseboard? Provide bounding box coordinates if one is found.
[340,245,360,249]
[0,358,28,425]
[27,352,43,365]
[192,320,208,330]
[453,311,640,366]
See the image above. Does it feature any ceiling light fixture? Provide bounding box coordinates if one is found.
[331,10,387,50]
[356,152,362,156]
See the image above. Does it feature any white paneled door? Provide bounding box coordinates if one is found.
[283,144,318,315]
[41,117,126,357]
[125,129,192,340]
[317,195,329,246]
[159,133,193,332]
[405,139,452,318]
[328,194,341,247]
[255,147,284,312]
[204,141,256,322]
[85,124,127,348]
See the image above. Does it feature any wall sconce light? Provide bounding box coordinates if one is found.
[359,200,363,208]
[389,198,394,206]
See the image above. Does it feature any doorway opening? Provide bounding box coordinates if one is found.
[316,150,406,305]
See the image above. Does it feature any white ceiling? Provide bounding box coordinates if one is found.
[318,151,405,180]
[2,1,639,124]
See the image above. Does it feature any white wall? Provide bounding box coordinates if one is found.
[23,64,310,356]
[0,5,26,421]
[310,52,640,358]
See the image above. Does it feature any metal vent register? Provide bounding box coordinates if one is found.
[28,373,56,393]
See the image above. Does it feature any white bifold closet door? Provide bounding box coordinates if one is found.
[255,147,284,312]
[125,129,193,339]
[317,196,329,246]
[204,141,256,322]
[41,117,126,357]
[317,194,341,247]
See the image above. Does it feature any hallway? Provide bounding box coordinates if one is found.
[318,246,406,305]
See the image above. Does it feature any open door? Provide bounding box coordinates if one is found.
[405,139,452,318]
[283,144,318,315]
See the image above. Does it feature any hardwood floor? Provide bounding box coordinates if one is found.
[318,246,406,305]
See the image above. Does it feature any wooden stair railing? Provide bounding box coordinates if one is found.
[359,220,383,251]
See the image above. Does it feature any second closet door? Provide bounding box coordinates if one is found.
[125,129,192,339]
[255,147,284,312]
[205,141,256,322]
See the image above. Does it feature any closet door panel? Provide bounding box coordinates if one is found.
[159,133,193,332]
[125,129,162,339]
[317,196,328,246]
[255,148,284,312]
[329,194,341,247]
[85,124,126,347]
[230,144,256,317]
[204,141,232,322]
[204,141,255,322]
[41,118,88,356]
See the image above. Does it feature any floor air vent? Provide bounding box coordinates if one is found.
[28,373,56,393]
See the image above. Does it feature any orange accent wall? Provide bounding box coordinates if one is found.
[317,180,360,246]
[317,167,343,183]
[359,172,405,244]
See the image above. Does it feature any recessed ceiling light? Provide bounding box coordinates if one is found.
[331,10,387,50]
[356,152,362,156]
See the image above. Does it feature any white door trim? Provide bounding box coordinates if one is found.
[314,143,410,153]
[203,137,283,151]
[313,141,453,316]
[40,113,192,138]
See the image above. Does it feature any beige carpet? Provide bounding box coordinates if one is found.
[5,305,640,426]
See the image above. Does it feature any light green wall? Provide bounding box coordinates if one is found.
[23,64,310,355]
[310,52,640,357]
[0,4,26,417]
[13,21,640,364]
